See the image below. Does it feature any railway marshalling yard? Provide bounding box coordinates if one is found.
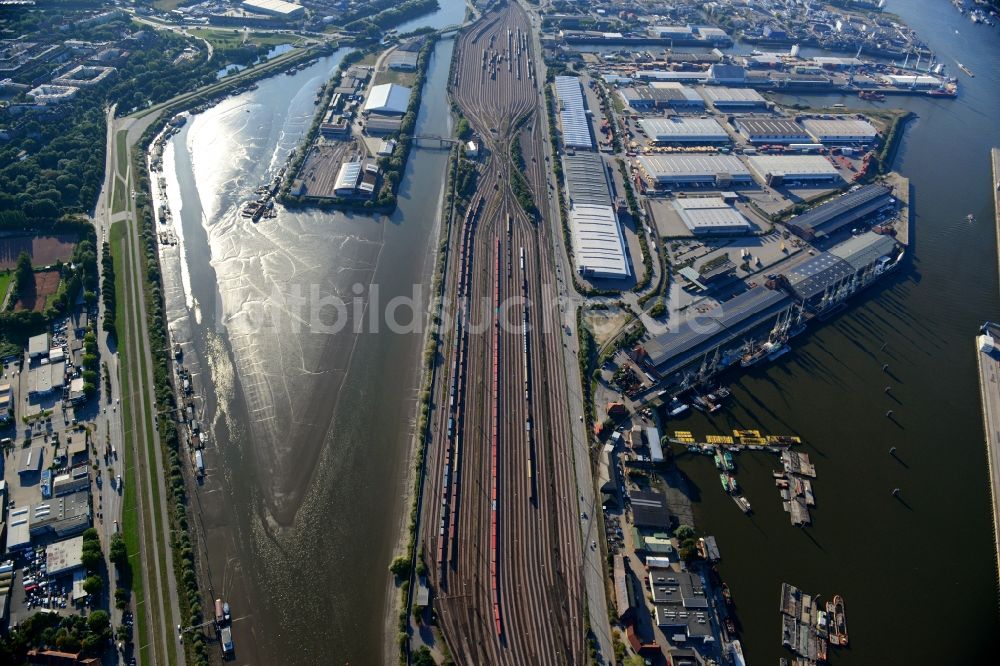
[419,2,586,664]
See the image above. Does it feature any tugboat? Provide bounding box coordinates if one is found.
[732,494,752,514]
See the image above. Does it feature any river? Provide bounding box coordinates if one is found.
[156,8,460,664]
[670,1,1000,663]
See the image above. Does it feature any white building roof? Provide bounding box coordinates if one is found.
[555,76,594,149]
[638,117,729,143]
[333,162,362,193]
[241,0,304,17]
[673,199,752,233]
[637,154,751,181]
[364,83,411,115]
[569,204,630,278]
[801,117,878,141]
[699,86,766,104]
[28,333,49,357]
[5,506,30,551]
[746,155,842,180]
[46,535,84,576]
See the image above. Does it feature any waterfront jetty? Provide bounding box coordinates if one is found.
[992,148,1000,292]
[779,583,848,662]
[977,321,1000,582]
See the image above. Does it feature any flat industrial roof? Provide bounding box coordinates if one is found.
[639,117,729,142]
[699,86,766,104]
[637,154,751,180]
[334,161,362,192]
[364,83,410,115]
[783,252,855,301]
[630,490,672,529]
[569,204,630,278]
[785,184,893,237]
[46,535,84,576]
[241,0,304,16]
[642,286,791,372]
[563,152,613,208]
[555,76,593,149]
[673,202,752,233]
[736,117,810,138]
[746,155,841,180]
[801,117,878,140]
[28,333,48,356]
[829,230,898,271]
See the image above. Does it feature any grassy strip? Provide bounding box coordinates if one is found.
[112,176,128,215]
[111,222,151,666]
[116,130,129,179]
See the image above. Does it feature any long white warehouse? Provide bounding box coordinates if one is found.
[636,154,753,187]
[638,117,730,144]
[746,155,842,185]
[569,204,630,279]
[801,117,878,144]
[555,76,594,149]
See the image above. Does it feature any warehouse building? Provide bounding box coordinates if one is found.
[6,506,30,552]
[363,83,410,115]
[631,490,673,530]
[555,76,594,149]
[333,161,362,196]
[735,117,811,144]
[636,154,753,188]
[29,491,91,539]
[699,86,768,110]
[386,50,418,71]
[801,117,878,144]
[53,466,89,497]
[638,117,729,145]
[27,361,65,396]
[784,183,895,240]
[882,74,944,88]
[28,333,49,359]
[708,64,745,84]
[650,25,694,39]
[639,286,792,380]
[19,446,44,481]
[649,569,713,642]
[634,70,709,83]
[240,0,304,19]
[45,535,84,577]
[564,152,613,208]
[779,231,898,312]
[672,198,753,235]
[746,155,842,186]
[568,204,630,279]
[618,84,703,111]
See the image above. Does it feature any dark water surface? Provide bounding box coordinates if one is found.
[673,1,1000,663]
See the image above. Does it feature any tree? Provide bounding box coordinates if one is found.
[82,575,103,596]
[389,556,411,579]
[80,547,102,572]
[114,587,130,610]
[412,646,436,666]
[14,251,32,295]
[675,524,695,541]
[109,533,127,566]
[624,656,645,666]
[87,610,110,634]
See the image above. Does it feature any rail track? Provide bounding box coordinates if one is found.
[421,2,584,664]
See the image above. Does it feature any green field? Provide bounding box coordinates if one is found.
[111,222,151,666]
[112,176,128,215]
[374,68,416,87]
[0,271,11,306]
[188,27,297,50]
[115,130,129,178]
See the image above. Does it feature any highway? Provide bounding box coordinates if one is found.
[421,2,585,663]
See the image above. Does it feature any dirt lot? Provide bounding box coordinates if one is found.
[14,269,61,312]
[0,234,77,270]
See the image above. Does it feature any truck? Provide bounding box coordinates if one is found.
[215,598,225,625]
[195,450,205,477]
[221,626,234,655]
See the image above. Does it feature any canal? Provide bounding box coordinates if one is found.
[670,1,1000,663]
[156,10,460,665]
